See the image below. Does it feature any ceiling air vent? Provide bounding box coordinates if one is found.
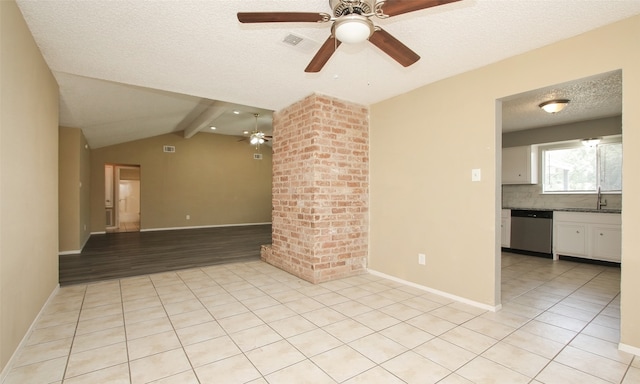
[282,33,303,46]
[280,33,318,53]
[253,153,263,160]
[163,145,176,153]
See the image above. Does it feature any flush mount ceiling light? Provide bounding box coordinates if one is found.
[582,138,601,147]
[539,99,570,114]
[333,14,374,44]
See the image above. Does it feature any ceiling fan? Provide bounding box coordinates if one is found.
[238,114,272,148]
[237,0,461,73]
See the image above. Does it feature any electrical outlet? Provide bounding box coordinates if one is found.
[418,253,426,265]
[186,214,190,220]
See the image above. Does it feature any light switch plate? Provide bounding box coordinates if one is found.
[471,168,481,182]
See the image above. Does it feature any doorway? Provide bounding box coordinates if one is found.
[105,164,141,232]
[497,70,622,318]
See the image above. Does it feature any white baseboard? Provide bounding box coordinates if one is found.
[90,222,271,235]
[141,222,272,232]
[80,233,90,250]
[58,249,81,255]
[367,269,502,312]
[0,284,60,383]
[619,342,640,357]
[69,223,272,254]
[58,233,92,255]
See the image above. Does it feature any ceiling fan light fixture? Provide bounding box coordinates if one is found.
[249,113,266,148]
[539,99,570,114]
[250,132,265,145]
[333,14,374,44]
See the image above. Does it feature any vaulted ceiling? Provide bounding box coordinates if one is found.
[15,0,640,148]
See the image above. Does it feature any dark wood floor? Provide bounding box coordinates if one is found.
[59,224,272,286]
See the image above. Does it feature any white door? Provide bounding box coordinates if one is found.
[118,180,140,223]
[114,165,141,231]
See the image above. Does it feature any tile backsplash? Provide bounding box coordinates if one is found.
[502,184,622,211]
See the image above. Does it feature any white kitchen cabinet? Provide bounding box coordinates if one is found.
[501,209,511,248]
[502,146,538,184]
[555,222,587,256]
[591,225,622,262]
[553,211,621,262]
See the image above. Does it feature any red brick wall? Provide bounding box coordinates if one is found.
[262,93,369,283]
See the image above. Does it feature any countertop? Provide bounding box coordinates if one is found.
[503,207,621,214]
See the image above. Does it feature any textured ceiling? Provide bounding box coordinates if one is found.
[15,0,640,147]
[502,70,622,132]
[55,72,274,147]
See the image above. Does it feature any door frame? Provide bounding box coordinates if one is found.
[105,164,141,231]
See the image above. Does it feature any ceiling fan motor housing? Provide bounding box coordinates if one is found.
[330,0,373,17]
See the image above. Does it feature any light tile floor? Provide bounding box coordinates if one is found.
[106,221,140,233]
[4,252,639,383]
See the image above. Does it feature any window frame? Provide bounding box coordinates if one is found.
[540,135,622,195]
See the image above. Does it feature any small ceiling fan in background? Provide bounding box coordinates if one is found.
[238,113,272,148]
[237,0,461,72]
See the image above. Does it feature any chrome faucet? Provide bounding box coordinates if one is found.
[597,186,607,210]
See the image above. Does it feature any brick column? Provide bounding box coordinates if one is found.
[262,94,369,283]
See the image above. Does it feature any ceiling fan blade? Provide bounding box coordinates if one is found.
[368,28,420,67]
[237,12,329,23]
[378,0,461,17]
[305,36,341,73]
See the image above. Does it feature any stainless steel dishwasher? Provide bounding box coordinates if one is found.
[510,210,553,256]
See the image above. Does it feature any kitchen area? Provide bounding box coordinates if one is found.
[500,149,622,264]
[500,70,622,265]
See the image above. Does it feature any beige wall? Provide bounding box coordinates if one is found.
[370,16,640,349]
[90,132,272,231]
[0,0,59,372]
[59,127,91,252]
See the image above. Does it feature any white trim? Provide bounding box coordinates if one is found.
[368,269,502,312]
[619,342,640,357]
[89,222,271,236]
[141,222,272,232]
[0,284,60,383]
[80,233,90,251]
[58,249,81,255]
[58,234,92,255]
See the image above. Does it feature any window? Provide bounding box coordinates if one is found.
[542,138,622,193]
